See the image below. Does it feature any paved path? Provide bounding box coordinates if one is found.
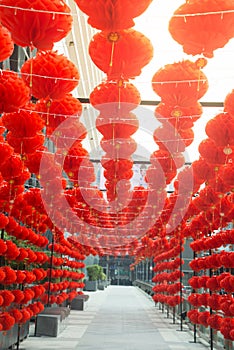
[22,286,209,350]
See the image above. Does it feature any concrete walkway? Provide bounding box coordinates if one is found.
[21,286,209,350]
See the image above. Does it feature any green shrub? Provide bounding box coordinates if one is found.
[86,265,103,281]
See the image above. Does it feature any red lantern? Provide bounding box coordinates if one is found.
[207,314,223,330]
[205,112,234,147]
[155,102,202,130]
[101,138,137,160]
[36,94,82,130]
[63,142,89,173]
[90,81,141,116]
[89,29,153,80]
[0,154,23,180]
[152,60,208,106]
[15,270,26,284]
[16,248,28,261]
[0,290,15,307]
[21,51,79,100]
[75,0,152,31]
[2,110,44,137]
[20,309,31,324]
[5,241,20,261]
[0,213,9,229]
[96,112,139,138]
[102,159,133,181]
[220,163,234,189]
[11,289,24,304]
[50,119,87,148]
[198,311,210,327]
[0,0,72,50]
[21,289,35,304]
[0,312,15,331]
[0,24,14,61]
[199,138,234,164]
[6,132,45,155]
[153,124,194,153]
[0,142,13,165]
[224,90,234,116]
[24,146,46,174]
[0,71,30,113]
[192,158,216,183]
[9,309,23,323]
[169,0,234,58]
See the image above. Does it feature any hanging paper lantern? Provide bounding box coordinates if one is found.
[66,159,96,187]
[0,154,23,180]
[89,29,153,80]
[207,314,223,330]
[192,158,216,184]
[152,59,208,106]
[5,241,20,261]
[224,90,234,116]
[50,119,87,148]
[90,81,141,116]
[0,24,14,61]
[220,163,234,189]
[9,309,23,323]
[0,312,15,331]
[174,165,200,195]
[0,142,13,163]
[0,0,72,50]
[24,146,46,174]
[0,290,15,307]
[0,213,9,229]
[6,132,45,155]
[153,124,194,153]
[198,311,210,328]
[21,51,79,100]
[205,112,234,147]
[102,159,133,180]
[16,247,29,261]
[194,186,221,212]
[21,289,35,304]
[155,102,202,130]
[199,138,234,164]
[11,289,24,304]
[169,0,234,58]
[63,142,89,173]
[0,71,30,113]
[75,0,152,31]
[2,110,44,137]
[96,113,139,138]
[36,93,82,130]
[20,309,31,324]
[101,138,137,159]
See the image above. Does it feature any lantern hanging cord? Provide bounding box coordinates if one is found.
[0,4,234,18]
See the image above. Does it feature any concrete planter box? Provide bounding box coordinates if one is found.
[71,295,89,310]
[35,307,70,337]
[85,280,98,292]
[98,281,107,290]
[0,321,29,350]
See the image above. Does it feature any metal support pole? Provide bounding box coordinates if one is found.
[179,236,183,331]
[47,232,54,306]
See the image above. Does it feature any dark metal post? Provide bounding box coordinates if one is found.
[209,249,213,350]
[179,235,183,331]
[47,232,55,306]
